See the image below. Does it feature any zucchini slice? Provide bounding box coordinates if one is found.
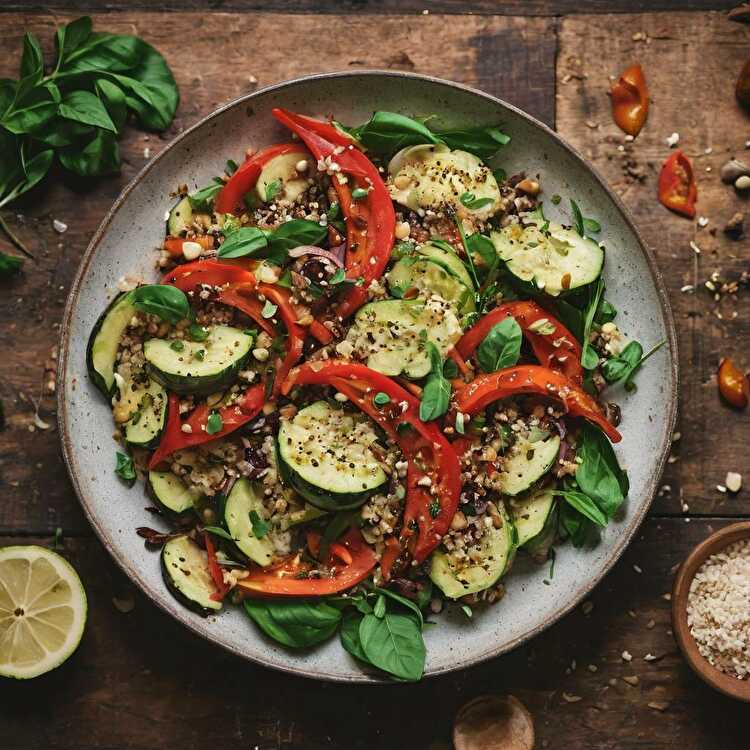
[277,401,387,511]
[388,144,502,221]
[167,196,193,236]
[224,478,275,566]
[346,298,462,379]
[387,257,475,316]
[116,377,168,447]
[255,150,311,204]
[161,535,222,615]
[86,292,137,398]
[430,501,517,599]
[148,471,201,516]
[497,434,560,497]
[416,241,474,291]
[145,325,254,395]
[490,222,603,296]
[509,488,556,547]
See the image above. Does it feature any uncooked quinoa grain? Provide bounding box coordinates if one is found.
[686,538,750,679]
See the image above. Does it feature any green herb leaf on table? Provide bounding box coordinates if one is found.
[114,451,136,486]
[59,89,117,132]
[130,284,190,324]
[419,342,451,422]
[0,252,23,276]
[244,599,342,648]
[249,510,269,539]
[476,317,522,373]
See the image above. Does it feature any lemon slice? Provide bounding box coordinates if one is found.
[0,546,87,679]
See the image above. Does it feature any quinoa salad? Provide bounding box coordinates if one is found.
[87,108,658,681]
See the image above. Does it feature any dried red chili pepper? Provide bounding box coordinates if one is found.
[718,358,749,409]
[610,64,649,137]
[658,150,697,218]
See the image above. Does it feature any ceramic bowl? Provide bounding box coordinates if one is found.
[672,522,750,702]
[58,71,678,682]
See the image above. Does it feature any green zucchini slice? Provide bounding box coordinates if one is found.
[509,488,556,547]
[161,535,222,616]
[224,478,275,566]
[255,150,310,204]
[145,325,254,395]
[116,377,168,448]
[277,401,387,511]
[148,471,201,516]
[497,434,560,497]
[167,196,193,236]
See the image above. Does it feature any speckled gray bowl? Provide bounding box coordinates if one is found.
[58,71,678,683]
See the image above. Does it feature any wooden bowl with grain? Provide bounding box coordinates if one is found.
[672,521,750,702]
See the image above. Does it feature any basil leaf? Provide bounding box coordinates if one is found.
[368,585,424,628]
[438,125,510,161]
[130,284,190,324]
[59,89,116,132]
[218,226,268,259]
[206,411,222,435]
[476,317,522,373]
[340,610,369,663]
[59,129,120,177]
[358,612,426,681]
[570,199,585,237]
[0,252,23,276]
[442,358,458,379]
[249,510,269,539]
[580,277,604,370]
[189,182,222,211]
[55,17,93,69]
[95,78,127,132]
[264,179,281,202]
[203,525,234,542]
[266,219,328,259]
[61,34,142,75]
[419,342,451,422]
[373,594,387,619]
[492,167,507,183]
[554,489,607,527]
[2,83,60,135]
[601,340,643,384]
[373,391,390,406]
[20,33,44,83]
[244,599,341,648]
[459,192,494,210]
[559,503,595,548]
[188,322,209,341]
[350,110,441,154]
[595,298,617,326]
[114,451,136,486]
[576,423,629,519]
[583,217,601,234]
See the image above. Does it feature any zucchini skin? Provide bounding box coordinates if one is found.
[86,291,133,399]
[146,472,196,521]
[160,538,218,617]
[276,445,379,511]
[146,353,250,396]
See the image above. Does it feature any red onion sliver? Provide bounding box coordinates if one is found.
[287,245,344,267]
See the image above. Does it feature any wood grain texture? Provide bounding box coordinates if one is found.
[1,0,739,16]
[1,518,747,750]
[557,11,750,517]
[0,11,555,534]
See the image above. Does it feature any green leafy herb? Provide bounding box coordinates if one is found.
[358,611,426,681]
[351,187,369,200]
[193,349,205,362]
[551,194,562,205]
[570,199,601,237]
[169,340,184,352]
[455,411,465,434]
[249,510,269,539]
[244,599,342,648]
[476,317,522,373]
[595,298,617,326]
[188,322,209,341]
[217,226,268,259]
[454,217,480,290]
[130,284,190,324]
[554,489,608,527]
[266,219,328,261]
[492,167,507,183]
[225,159,238,175]
[373,594,387,619]
[329,267,346,285]
[580,278,605,370]
[419,343,451,422]
[459,192,494,210]
[206,411,222,435]
[461,604,473,619]
[428,499,441,518]
[0,252,23,276]
[438,124,510,161]
[373,392,390,407]
[366,584,426,628]
[202,525,234,542]
[602,340,665,391]
[261,300,278,319]
[114,451,136,486]
[442,358,459,379]
[559,502,594,548]
[188,181,222,211]
[264,179,281,202]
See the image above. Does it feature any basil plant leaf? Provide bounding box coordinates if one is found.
[114,451,136,486]
[555,489,607,527]
[580,277,605,370]
[340,611,369,663]
[0,252,24,276]
[266,218,328,258]
[419,342,451,422]
[130,284,190,324]
[218,226,268,259]
[601,340,643,384]
[350,110,442,154]
[20,33,44,83]
[55,16,93,69]
[358,612,426,682]
[59,129,120,177]
[244,599,342,649]
[477,317,522,373]
[59,89,117,132]
[438,125,510,161]
[95,78,128,132]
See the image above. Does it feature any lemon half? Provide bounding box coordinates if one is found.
[0,546,87,679]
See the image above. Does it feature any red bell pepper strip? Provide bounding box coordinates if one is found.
[148,386,265,469]
[379,536,403,582]
[162,260,257,293]
[215,283,277,338]
[282,360,461,563]
[454,365,622,443]
[271,108,395,321]
[204,532,230,602]
[236,528,376,597]
[215,143,307,215]
[163,235,215,258]
[610,63,649,137]
[456,300,584,384]
[658,149,697,218]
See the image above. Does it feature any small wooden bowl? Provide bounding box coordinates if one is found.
[672,521,750,702]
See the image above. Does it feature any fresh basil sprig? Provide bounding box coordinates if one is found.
[554,489,608,527]
[244,599,342,648]
[570,199,602,238]
[602,340,665,391]
[130,284,190,324]
[218,219,327,264]
[114,451,136,486]
[419,343,451,422]
[459,192,494,210]
[476,317,522,373]
[580,277,605,370]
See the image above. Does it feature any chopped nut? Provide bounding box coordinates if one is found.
[725,471,742,493]
[623,675,639,686]
[648,701,670,712]
[735,175,750,190]
[561,692,582,703]
[666,132,680,148]
[621,650,633,662]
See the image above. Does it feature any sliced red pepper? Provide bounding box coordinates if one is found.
[283,360,461,563]
[658,149,697,218]
[379,536,402,582]
[204,532,230,602]
[163,235,215,258]
[456,300,584,384]
[148,386,265,469]
[236,527,376,597]
[610,64,649,137]
[454,365,621,443]
[272,108,395,322]
[214,283,277,338]
[215,143,307,215]
[162,260,257,293]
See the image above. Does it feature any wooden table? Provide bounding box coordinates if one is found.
[1,3,748,748]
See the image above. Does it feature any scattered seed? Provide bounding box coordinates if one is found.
[623,675,639,686]
[725,472,742,493]
[621,650,633,662]
[648,701,670,712]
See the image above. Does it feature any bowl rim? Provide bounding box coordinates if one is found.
[57,69,679,683]
[671,521,750,702]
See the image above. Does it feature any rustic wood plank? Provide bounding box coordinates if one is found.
[1,518,746,749]
[1,0,739,16]
[557,11,750,517]
[0,11,555,534]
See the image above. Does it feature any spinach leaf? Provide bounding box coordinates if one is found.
[554,489,607,527]
[130,284,190,324]
[438,124,510,161]
[595,298,617,326]
[114,451,136,486]
[419,343,451,422]
[576,423,629,519]
[476,317,522,373]
[580,277,604,370]
[359,612,426,681]
[349,111,441,154]
[266,219,328,258]
[368,585,424,627]
[244,599,341,648]
[218,226,268,259]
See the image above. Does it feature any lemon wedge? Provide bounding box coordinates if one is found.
[0,546,87,679]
